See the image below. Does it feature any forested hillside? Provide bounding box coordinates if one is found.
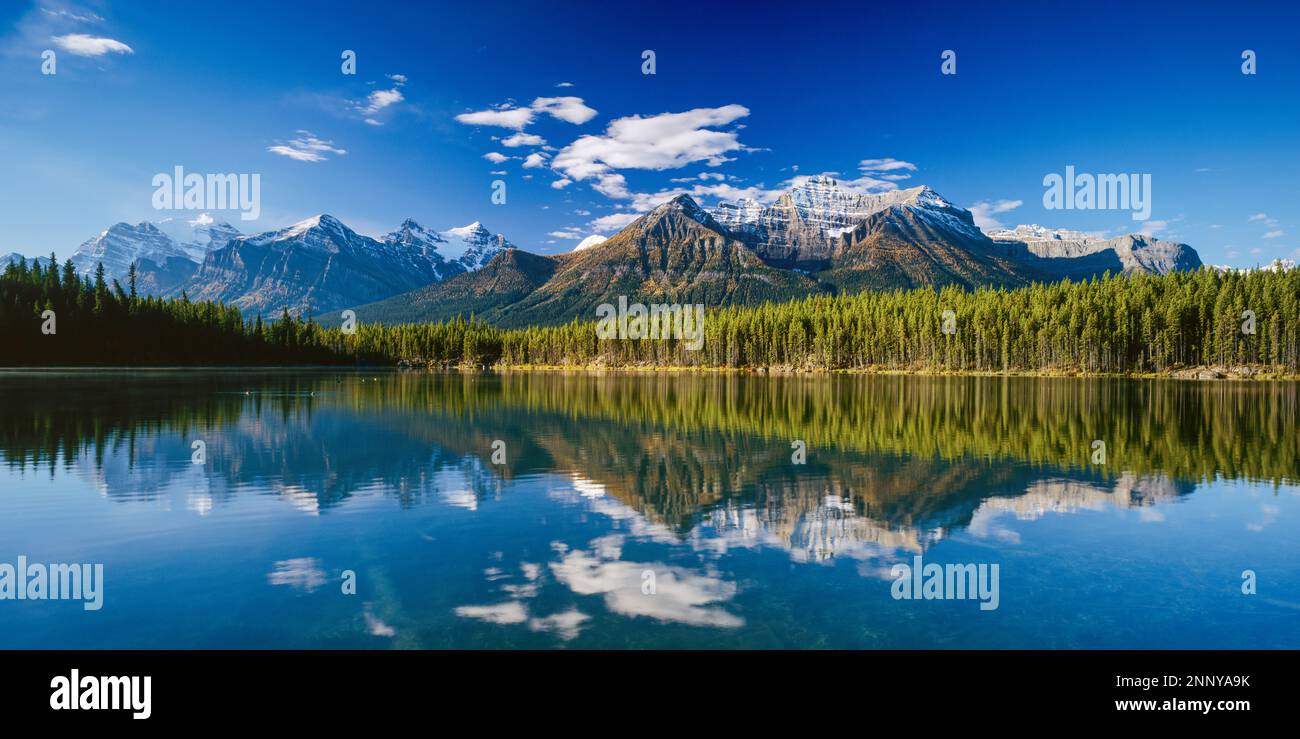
[4,256,1297,374]
[345,267,1300,374]
[0,256,338,365]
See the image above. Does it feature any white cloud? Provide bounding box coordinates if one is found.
[455,106,536,130]
[551,178,572,189]
[670,172,727,183]
[591,173,629,199]
[555,81,575,88]
[1139,219,1169,236]
[386,73,407,85]
[625,182,781,213]
[41,9,104,23]
[455,96,597,130]
[267,131,347,162]
[502,132,546,147]
[527,609,589,640]
[359,88,403,115]
[51,33,132,56]
[969,199,1024,231]
[548,229,583,239]
[531,96,597,124]
[266,558,326,593]
[549,536,743,628]
[590,212,640,233]
[454,602,528,625]
[858,157,917,173]
[552,105,750,187]
[522,152,549,169]
[1249,213,1283,238]
[482,152,510,163]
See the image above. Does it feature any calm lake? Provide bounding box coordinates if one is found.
[0,369,1296,648]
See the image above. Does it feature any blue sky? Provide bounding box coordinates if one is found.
[1,0,1298,266]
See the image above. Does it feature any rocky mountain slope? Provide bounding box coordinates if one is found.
[11,177,1202,323]
[351,178,1203,327]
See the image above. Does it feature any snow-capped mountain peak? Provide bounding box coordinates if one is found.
[988,224,1102,243]
[573,235,607,252]
[387,218,447,244]
[710,178,979,262]
[155,215,241,261]
[440,221,513,270]
[71,221,190,277]
[446,221,483,238]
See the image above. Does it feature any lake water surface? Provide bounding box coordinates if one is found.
[1,370,1296,648]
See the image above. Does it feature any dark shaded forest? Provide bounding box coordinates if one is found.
[3,256,1298,374]
[0,256,341,365]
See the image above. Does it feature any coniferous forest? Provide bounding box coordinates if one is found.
[0,256,337,365]
[3,256,1298,374]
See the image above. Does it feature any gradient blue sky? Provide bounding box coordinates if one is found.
[1,0,1297,266]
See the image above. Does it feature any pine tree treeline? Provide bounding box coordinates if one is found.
[0,256,341,365]
[342,268,1300,373]
[4,257,1298,373]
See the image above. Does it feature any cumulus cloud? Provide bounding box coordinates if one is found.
[531,96,597,124]
[51,33,132,56]
[267,131,347,162]
[482,152,510,163]
[522,152,549,169]
[552,105,750,187]
[454,601,528,625]
[501,132,546,147]
[456,106,536,130]
[455,96,597,130]
[590,212,641,233]
[969,199,1024,231]
[549,536,744,628]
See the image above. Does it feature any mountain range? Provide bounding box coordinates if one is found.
[3,214,514,317]
[3,176,1201,324]
[347,177,1202,327]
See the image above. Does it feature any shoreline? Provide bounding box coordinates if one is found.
[2,363,1297,380]
[476,364,1300,380]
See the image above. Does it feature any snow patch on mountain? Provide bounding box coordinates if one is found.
[71,222,191,278]
[573,234,607,251]
[988,224,1103,243]
[155,215,242,261]
[440,221,514,270]
[711,176,983,260]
